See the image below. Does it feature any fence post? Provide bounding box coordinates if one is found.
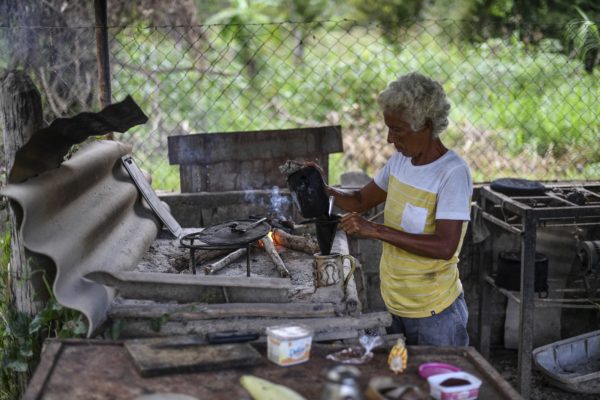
[0,71,47,317]
[94,0,112,139]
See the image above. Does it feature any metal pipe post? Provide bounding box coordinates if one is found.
[94,0,112,139]
[517,211,537,398]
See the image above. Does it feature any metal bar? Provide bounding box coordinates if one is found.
[480,187,530,216]
[484,276,600,307]
[577,187,600,200]
[94,0,112,139]
[517,211,537,398]
[538,221,600,228]
[477,197,492,359]
[478,209,523,235]
[544,191,578,206]
[531,205,600,220]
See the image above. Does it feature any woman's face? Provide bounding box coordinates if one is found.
[383,111,432,158]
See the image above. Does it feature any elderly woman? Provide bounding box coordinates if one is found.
[326,72,472,346]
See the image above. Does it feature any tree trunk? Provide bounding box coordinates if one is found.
[0,71,46,317]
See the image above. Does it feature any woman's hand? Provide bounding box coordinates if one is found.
[340,212,377,237]
[303,160,324,176]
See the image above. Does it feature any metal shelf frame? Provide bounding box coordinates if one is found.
[476,184,600,399]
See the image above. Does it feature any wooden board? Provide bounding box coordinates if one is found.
[24,340,522,400]
[125,339,263,377]
[167,126,342,192]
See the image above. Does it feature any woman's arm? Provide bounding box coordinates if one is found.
[341,216,464,260]
[326,181,387,213]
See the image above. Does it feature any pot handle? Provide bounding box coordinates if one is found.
[341,254,358,290]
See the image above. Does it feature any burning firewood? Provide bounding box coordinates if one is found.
[259,234,290,278]
[204,248,247,275]
[272,228,319,255]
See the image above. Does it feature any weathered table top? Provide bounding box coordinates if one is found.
[25,340,522,400]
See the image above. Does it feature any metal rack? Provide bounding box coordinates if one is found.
[179,219,271,276]
[476,182,600,398]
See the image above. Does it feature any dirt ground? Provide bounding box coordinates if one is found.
[489,348,599,400]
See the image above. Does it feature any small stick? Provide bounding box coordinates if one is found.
[340,209,384,222]
[368,209,385,221]
[259,235,290,277]
[204,248,247,275]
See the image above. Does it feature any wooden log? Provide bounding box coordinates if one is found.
[119,311,393,339]
[0,71,46,317]
[204,248,247,275]
[272,228,319,255]
[109,301,337,320]
[259,235,290,277]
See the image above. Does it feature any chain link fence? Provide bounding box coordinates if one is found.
[2,20,599,190]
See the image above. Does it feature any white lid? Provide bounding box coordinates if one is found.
[266,324,313,340]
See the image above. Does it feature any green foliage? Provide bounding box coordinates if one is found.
[149,314,169,333]
[565,6,600,73]
[0,242,86,400]
[111,18,599,188]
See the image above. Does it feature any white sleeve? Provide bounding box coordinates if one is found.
[436,164,472,221]
[374,157,393,192]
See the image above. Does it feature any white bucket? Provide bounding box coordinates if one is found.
[266,325,313,366]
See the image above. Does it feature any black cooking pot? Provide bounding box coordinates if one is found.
[287,166,329,219]
[495,250,548,295]
[490,178,546,196]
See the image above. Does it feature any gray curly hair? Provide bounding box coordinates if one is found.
[377,72,450,137]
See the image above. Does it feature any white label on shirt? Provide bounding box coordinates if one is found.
[401,203,427,234]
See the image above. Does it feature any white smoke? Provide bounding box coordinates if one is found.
[270,186,291,219]
[243,186,291,220]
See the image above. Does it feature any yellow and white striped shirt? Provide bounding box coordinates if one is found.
[374,151,472,318]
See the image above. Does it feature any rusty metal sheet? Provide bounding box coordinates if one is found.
[8,95,147,183]
[24,340,522,400]
[0,141,160,336]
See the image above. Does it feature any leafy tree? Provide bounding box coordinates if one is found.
[345,0,427,40]
[565,6,600,73]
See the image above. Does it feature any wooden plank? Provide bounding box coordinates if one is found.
[24,341,521,400]
[168,126,342,165]
[109,302,337,320]
[86,271,292,303]
[0,71,46,318]
[465,347,522,400]
[179,153,329,192]
[125,341,263,377]
[119,311,392,338]
[23,341,63,400]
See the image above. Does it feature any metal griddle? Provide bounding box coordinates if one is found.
[179,219,271,276]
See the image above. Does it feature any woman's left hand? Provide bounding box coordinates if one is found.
[340,212,375,237]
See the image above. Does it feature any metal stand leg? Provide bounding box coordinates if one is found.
[518,212,537,399]
[246,244,251,277]
[477,198,492,358]
[477,236,492,359]
[190,249,196,275]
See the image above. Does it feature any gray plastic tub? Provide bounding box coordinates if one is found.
[533,329,600,394]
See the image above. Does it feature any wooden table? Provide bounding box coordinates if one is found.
[25,339,522,399]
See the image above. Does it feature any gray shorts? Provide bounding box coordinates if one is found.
[388,292,469,346]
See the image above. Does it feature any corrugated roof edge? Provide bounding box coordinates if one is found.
[1,140,160,337]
